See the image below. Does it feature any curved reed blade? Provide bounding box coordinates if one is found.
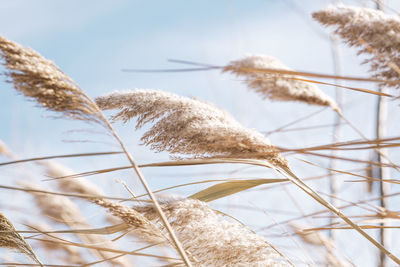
[136,196,291,266]
[0,151,123,167]
[168,57,399,87]
[189,178,287,202]
[22,222,130,236]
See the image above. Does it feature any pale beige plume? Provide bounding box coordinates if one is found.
[223,54,339,111]
[95,89,288,169]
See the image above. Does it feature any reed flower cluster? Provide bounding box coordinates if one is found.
[96,89,288,168]
[0,36,102,123]
[224,54,339,110]
[0,212,42,265]
[313,5,400,88]
[135,196,288,266]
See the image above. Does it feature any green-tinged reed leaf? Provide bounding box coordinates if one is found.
[189,178,287,202]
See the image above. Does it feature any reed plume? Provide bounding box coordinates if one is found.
[0,212,43,266]
[0,36,103,123]
[223,54,339,111]
[0,36,190,264]
[135,196,288,266]
[95,89,288,169]
[93,198,168,245]
[312,5,400,88]
[20,182,131,266]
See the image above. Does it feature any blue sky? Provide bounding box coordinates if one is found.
[1,0,400,265]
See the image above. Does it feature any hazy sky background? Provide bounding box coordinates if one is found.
[1,0,400,266]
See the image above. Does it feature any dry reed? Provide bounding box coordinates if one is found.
[136,196,288,266]
[0,35,103,124]
[93,198,168,245]
[312,5,400,88]
[20,181,131,266]
[0,35,191,265]
[0,212,42,266]
[95,89,288,168]
[223,54,339,111]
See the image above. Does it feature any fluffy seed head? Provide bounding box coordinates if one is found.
[137,196,288,266]
[312,5,400,88]
[93,198,168,245]
[0,212,42,265]
[224,54,339,111]
[95,89,288,168]
[0,36,103,123]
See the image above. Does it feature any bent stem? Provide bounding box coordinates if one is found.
[276,165,400,266]
[336,110,400,174]
[99,113,193,267]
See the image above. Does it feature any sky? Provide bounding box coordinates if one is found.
[0,0,400,266]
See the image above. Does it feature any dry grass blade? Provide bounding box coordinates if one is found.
[288,222,334,248]
[0,151,123,167]
[23,223,129,236]
[168,57,399,88]
[42,158,276,183]
[0,35,103,123]
[297,151,398,168]
[279,136,400,152]
[261,191,400,231]
[95,89,288,169]
[223,54,340,111]
[0,212,43,266]
[0,184,127,201]
[189,178,287,202]
[20,182,131,267]
[29,223,84,265]
[277,166,400,265]
[229,66,399,87]
[0,264,76,267]
[293,77,392,97]
[32,237,180,261]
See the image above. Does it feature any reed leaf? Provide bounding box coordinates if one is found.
[189,178,287,202]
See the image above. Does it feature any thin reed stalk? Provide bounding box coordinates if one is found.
[375,3,391,267]
[0,35,191,266]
